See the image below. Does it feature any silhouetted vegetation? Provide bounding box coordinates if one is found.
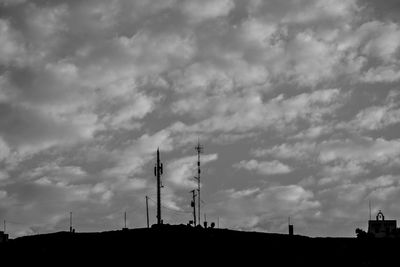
[355,228,373,239]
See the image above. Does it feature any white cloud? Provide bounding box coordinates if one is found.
[172,88,346,135]
[0,0,26,5]
[252,142,317,160]
[27,163,87,185]
[0,19,25,66]
[318,161,368,185]
[217,184,320,231]
[166,153,218,189]
[284,31,341,86]
[181,0,235,23]
[0,136,10,161]
[103,129,173,179]
[292,124,334,140]
[338,21,400,63]
[318,137,400,165]
[360,22,400,63]
[345,104,400,131]
[0,190,7,199]
[101,92,157,130]
[0,171,9,181]
[234,159,291,175]
[361,65,400,83]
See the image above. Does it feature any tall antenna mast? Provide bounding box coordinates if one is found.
[145,196,150,228]
[195,139,203,226]
[154,148,164,225]
[190,189,197,226]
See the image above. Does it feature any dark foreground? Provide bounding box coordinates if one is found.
[1,225,398,266]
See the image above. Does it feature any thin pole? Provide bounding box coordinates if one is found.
[146,196,150,228]
[124,211,127,228]
[3,220,5,233]
[217,217,219,228]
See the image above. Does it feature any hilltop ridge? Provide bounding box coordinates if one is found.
[1,224,399,266]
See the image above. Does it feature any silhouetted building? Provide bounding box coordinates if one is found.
[368,210,397,238]
[0,231,8,243]
[288,224,294,236]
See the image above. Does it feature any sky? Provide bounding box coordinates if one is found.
[0,0,400,238]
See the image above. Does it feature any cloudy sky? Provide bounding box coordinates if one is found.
[1,0,400,238]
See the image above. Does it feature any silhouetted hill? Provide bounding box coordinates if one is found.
[1,224,399,266]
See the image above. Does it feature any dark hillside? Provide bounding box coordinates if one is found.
[1,225,398,266]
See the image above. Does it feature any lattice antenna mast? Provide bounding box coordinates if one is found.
[190,189,197,226]
[194,140,203,226]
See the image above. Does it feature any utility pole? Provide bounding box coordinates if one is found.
[195,140,203,226]
[154,148,164,225]
[124,211,127,229]
[146,196,150,228]
[190,190,197,226]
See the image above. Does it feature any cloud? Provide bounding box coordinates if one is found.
[249,0,357,26]
[172,88,346,136]
[359,21,400,63]
[216,184,320,231]
[103,129,173,179]
[252,142,317,160]
[318,161,368,185]
[344,104,400,132]
[0,19,26,66]
[234,159,292,175]
[26,162,87,185]
[0,190,6,199]
[181,0,235,23]
[316,175,400,222]
[2,0,400,238]
[166,153,218,189]
[100,92,158,130]
[0,136,10,162]
[361,65,400,83]
[0,171,9,181]
[318,137,400,166]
